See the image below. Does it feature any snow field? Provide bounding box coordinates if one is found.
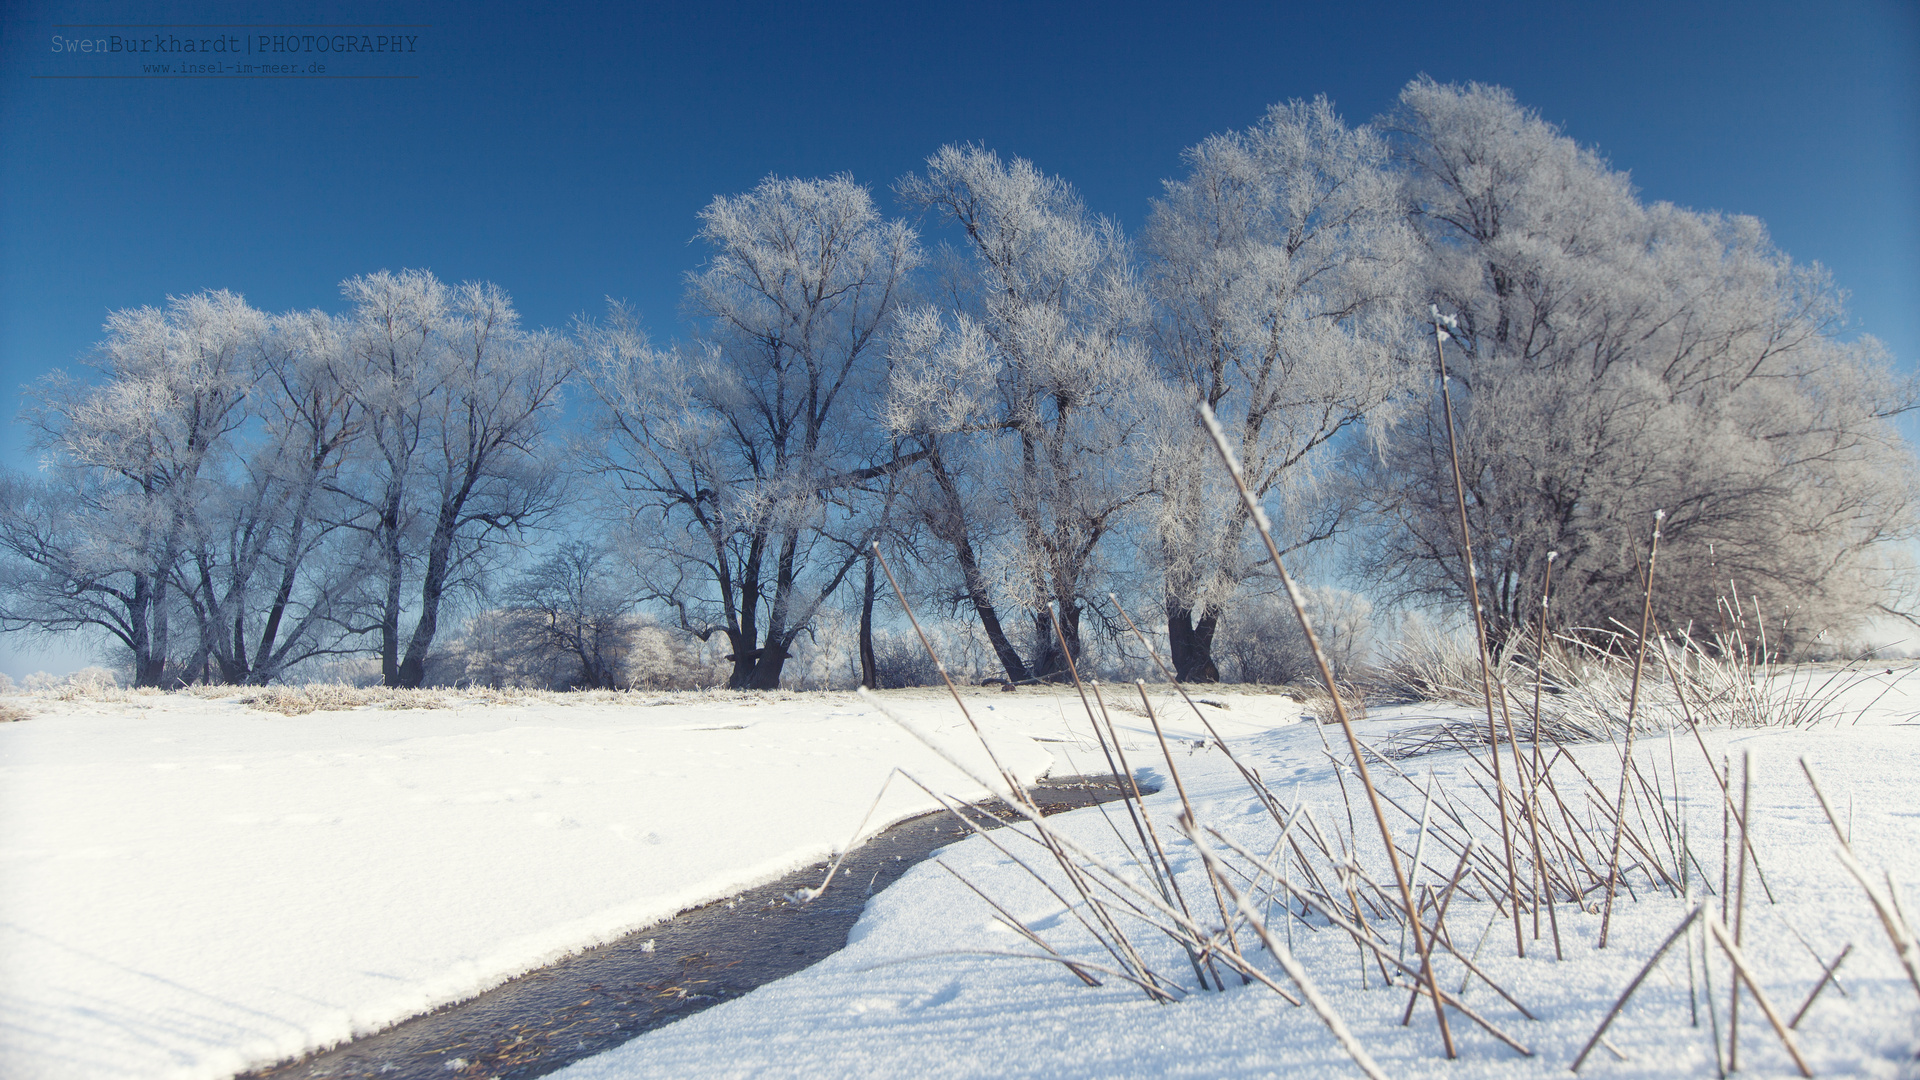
[0,686,1294,1080]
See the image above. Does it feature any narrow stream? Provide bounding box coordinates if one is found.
[240,772,1151,1080]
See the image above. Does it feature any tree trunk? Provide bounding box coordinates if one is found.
[927,451,1030,683]
[395,507,459,689]
[858,550,879,689]
[747,640,789,690]
[146,580,173,687]
[1166,599,1221,683]
[1028,597,1083,682]
[745,528,803,690]
[127,574,168,688]
[724,632,758,689]
[378,483,405,687]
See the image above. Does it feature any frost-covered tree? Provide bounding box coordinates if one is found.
[173,308,371,684]
[1145,98,1421,681]
[1360,78,1919,652]
[1216,584,1373,685]
[1,291,259,685]
[893,145,1156,681]
[337,270,571,688]
[495,540,639,689]
[581,175,920,689]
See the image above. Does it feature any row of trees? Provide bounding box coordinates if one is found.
[1,275,568,686]
[4,78,1914,688]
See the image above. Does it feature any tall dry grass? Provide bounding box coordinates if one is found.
[849,382,1917,1076]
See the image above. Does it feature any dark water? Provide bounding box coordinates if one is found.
[240,772,1150,1080]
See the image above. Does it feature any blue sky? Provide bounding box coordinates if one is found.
[1,0,1915,674]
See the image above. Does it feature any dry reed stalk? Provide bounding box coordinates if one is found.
[1529,551,1565,959]
[1400,778,1436,963]
[1570,903,1703,1072]
[1788,943,1851,1029]
[870,544,1027,803]
[1427,312,1527,959]
[1598,510,1665,949]
[1729,751,1753,1071]
[1107,595,1289,829]
[1206,826,1536,1057]
[811,767,906,898]
[1038,618,1174,924]
[859,948,1180,1000]
[1346,863,1537,1020]
[1242,800,1313,921]
[1185,828,1390,1080]
[883,703,1304,1010]
[1312,709,1363,855]
[1041,602,1130,805]
[1402,844,1477,1026]
[1654,628,1779,904]
[1011,808,1294,1000]
[1800,758,1920,999]
[1548,747,1683,898]
[1134,686,1244,988]
[934,860,1102,986]
[1200,399,1457,1059]
[1699,910,1728,1078]
[866,683,1172,999]
[894,770,1166,995]
[871,546,1184,993]
[1721,756,1732,922]
[1092,680,1213,990]
[1704,912,1813,1077]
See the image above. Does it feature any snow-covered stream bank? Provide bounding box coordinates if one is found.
[552,678,1920,1080]
[0,685,1296,1080]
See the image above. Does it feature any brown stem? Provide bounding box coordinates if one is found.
[1729,751,1752,1072]
[1427,316,1527,959]
[1598,511,1665,948]
[1200,399,1456,1057]
[1571,904,1703,1073]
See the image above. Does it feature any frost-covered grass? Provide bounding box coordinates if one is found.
[1372,622,1920,758]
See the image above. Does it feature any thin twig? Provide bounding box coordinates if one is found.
[1788,943,1851,1029]
[1598,510,1665,949]
[1572,903,1703,1072]
[1705,912,1813,1077]
[1427,311,1526,958]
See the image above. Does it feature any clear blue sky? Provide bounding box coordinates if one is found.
[1,0,1915,673]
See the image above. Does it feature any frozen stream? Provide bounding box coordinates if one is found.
[239,773,1149,1080]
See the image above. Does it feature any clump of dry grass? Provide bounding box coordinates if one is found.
[213,684,453,715]
[29,666,140,702]
[174,681,792,715]
[0,701,31,722]
[1298,680,1369,724]
[1373,620,1528,710]
[1377,626,1910,761]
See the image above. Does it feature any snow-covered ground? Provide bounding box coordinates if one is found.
[0,682,1294,1080]
[4,674,1917,1080]
[556,675,1920,1080]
